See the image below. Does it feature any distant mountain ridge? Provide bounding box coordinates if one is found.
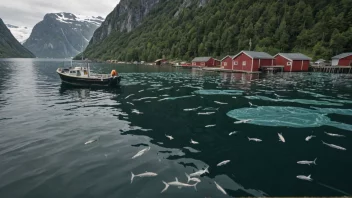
[24,12,104,58]
[6,24,32,44]
[0,18,35,58]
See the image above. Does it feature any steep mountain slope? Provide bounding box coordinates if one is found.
[24,12,104,58]
[6,24,32,44]
[80,0,352,61]
[0,18,35,58]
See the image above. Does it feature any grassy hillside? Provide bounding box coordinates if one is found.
[80,0,352,62]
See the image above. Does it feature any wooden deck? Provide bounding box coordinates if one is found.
[261,65,284,73]
[201,67,261,74]
[311,66,351,73]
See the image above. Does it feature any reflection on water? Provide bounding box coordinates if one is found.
[0,59,352,198]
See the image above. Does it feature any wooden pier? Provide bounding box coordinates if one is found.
[311,66,351,73]
[201,67,261,74]
[261,65,284,73]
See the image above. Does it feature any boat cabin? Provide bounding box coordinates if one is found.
[61,67,90,77]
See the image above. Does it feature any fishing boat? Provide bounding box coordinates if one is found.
[56,64,121,87]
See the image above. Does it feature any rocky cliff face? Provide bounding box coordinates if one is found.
[0,18,35,58]
[89,0,161,45]
[24,12,104,58]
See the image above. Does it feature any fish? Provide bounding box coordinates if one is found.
[203,107,219,111]
[214,181,227,195]
[189,166,209,177]
[229,131,237,136]
[248,137,262,142]
[205,124,216,128]
[161,177,198,193]
[126,102,134,106]
[198,112,215,115]
[132,109,143,114]
[217,160,230,167]
[296,174,313,181]
[131,171,157,183]
[297,158,317,166]
[324,132,345,137]
[234,119,252,124]
[183,106,202,111]
[322,141,346,151]
[305,135,316,141]
[166,135,174,140]
[214,101,228,105]
[185,173,201,183]
[190,139,199,144]
[125,94,135,99]
[84,139,98,145]
[278,133,285,142]
[132,147,151,159]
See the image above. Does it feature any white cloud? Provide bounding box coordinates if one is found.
[0,0,119,27]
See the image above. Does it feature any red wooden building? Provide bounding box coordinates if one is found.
[222,51,274,72]
[192,57,220,67]
[331,53,352,66]
[274,53,312,72]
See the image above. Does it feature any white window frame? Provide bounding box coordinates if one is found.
[224,62,227,66]
[234,61,238,65]
[242,61,246,66]
[287,61,292,66]
[192,62,196,66]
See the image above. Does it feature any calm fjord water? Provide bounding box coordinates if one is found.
[1,58,352,198]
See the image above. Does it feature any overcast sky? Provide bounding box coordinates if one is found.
[0,0,119,27]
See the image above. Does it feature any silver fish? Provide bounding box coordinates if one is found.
[234,119,252,124]
[214,101,228,105]
[248,137,262,142]
[190,139,199,144]
[131,147,151,159]
[297,158,317,166]
[229,131,237,136]
[217,160,230,167]
[165,134,174,140]
[185,173,201,183]
[183,106,202,111]
[278,133,285,142]
[296,174,312,181]
[84,139,98,145]
[205,124,216,128]
[322,141,346,151]
[125,94,134,99]
[324,132,345,137]
[131,171,157,183]
[198,112,215,115]
[214,181,227,195]
[189,166,209,177]
[305,135,316,141]
[161,177,198,193]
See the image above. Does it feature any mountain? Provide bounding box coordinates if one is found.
[0,18,35,58]
[24,12,104,58]
[6,24,32,44]
[79,0,352,61]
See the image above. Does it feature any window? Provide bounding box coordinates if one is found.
[234,61,238,65]
[224,62,227,66]
[287,62,292,66]
[242,61,246,66]
[192,62,196,66]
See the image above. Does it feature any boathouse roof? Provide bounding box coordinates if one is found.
[237,51,274,59]
[192,57,212,62]
[276,53,312,61]
[332,53,352,59]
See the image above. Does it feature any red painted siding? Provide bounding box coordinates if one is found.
[275,55,310,72]
[338,55,352,66]
[222,56,233,69]
[275,55,290,71]
[233,52,253,71]
[192,58,218,67]
[259,59,274,67]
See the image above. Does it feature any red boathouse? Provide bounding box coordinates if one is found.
[192,57,219,67]
[274,53,312,72]
[331,53,352,66]
[223,51,274,72]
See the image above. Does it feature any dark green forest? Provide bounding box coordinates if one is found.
[79,0,352,62]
